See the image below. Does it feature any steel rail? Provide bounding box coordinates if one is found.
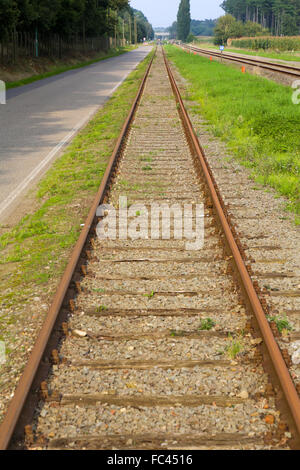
[162,47,300,442]
[182,44,300,78]
[0,49,155,451]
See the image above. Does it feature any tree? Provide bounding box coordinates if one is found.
[214,14,237,44]
[214,13,270,44]
[243,20,268,36]
[0,0,155,45]
[0,0,19,39]
[190,19,217,36]
[132,9,154,41]
[168,21,177,39]
[54,0,85,37]
[221,0,300,36]
[177,0,191,41]
[25,0,61,33]
[186,33,195,43]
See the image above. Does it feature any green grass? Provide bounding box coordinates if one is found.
[140,156,153,162]
[96,305,108,312]
[119,179,141,191]
[166,45,300,222]
[142,165,153,171]
[144,291,155,298]
[225,335,244,359]
[267,314,293,333]
[192,42,300,62]
[6,46,136,89]
[0,48,153,314]
[198,318,216,331]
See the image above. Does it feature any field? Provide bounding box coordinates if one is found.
[231,36,300,52]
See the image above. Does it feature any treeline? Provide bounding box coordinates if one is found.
[190,19,217,37]
[214,15,269,44]
[168,22,177,39]
[168,19,216,39]
[132,9,154,42]
[0,0,154,42]
[221,0,300,36]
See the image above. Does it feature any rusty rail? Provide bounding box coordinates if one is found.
[0,49,155,451]
[163,47,300,442]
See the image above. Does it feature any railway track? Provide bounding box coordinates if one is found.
[181,44,300,80]
[0,46,300,450]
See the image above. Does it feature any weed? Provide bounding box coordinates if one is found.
[225,335,243,359]
[170,330,185,337]
[96,305,108,312]
[267,314,293,333]
[119,179,141,191]
[144,291,155,298]
[142,165,153,171]
[198,318,216,331]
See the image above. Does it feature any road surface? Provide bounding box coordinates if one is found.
[0,46,152,223]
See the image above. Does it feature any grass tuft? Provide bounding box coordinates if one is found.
[267,314,293,333]
[198,318,216,331]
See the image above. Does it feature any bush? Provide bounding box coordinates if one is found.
[186,33,195,43]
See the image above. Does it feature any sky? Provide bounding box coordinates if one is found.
[129,0,224,28]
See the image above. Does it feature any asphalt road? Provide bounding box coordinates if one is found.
[0,46,152,223]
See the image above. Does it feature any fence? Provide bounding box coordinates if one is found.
[0,32,125,64]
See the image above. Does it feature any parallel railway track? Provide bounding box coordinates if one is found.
[0,46,299,450]
[181,44,300,80]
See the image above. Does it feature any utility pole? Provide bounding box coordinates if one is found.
[113,9,119,47]
[129,14,132,44]
[123,19,125,46]
[35,26,39,58]
[134,16,137,45]
[83,17,86,53]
